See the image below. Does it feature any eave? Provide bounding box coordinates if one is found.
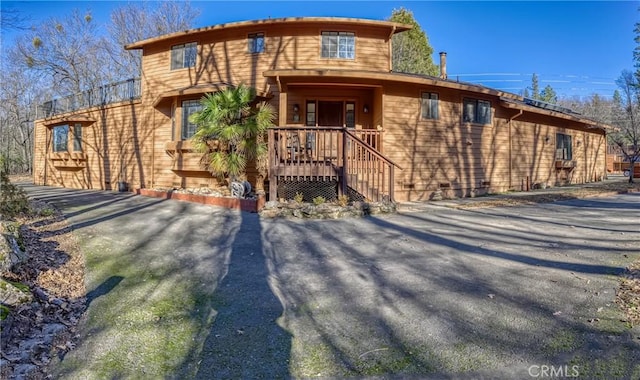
[42,115,96,127]
[152,83,272,107]
[125,17,412,50]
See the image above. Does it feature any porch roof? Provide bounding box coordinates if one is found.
[264,69,611,132]
[152,83,272,107]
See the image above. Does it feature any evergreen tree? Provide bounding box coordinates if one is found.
[388,8,439,76]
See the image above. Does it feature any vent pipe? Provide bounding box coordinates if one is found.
[439,51,447,80]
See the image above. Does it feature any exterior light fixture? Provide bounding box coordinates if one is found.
[363,104,369,113]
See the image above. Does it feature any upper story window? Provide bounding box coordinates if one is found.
[556,133,573,160]
[248,33,264,54]
[171,42,197,70]
[321,32,355,59]
[182,100,203,140]
[52,125,69,152]
[421,92,439,120]
[463,98,491,125]
[73,123,82,152]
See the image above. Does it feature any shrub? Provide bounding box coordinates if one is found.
[0,172,29,218]
[336,194,349,207]
[293,192,304,203]
[312,196,326,206]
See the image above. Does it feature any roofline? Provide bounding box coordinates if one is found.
[125,17,412,50]
[263,69,611,131]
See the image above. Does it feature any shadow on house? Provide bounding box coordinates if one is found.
[195,212,291,379]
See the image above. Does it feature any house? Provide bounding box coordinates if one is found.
[33,17,610,203]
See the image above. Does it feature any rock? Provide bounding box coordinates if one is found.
[0,279,33,307]
[0,221,28,273]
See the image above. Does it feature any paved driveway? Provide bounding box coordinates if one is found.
[21,184,640,379]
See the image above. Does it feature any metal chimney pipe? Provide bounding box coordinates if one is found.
[439,51,447,80]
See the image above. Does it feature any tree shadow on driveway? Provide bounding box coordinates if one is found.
[195,211,291,379]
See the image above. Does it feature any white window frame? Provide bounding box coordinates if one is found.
[321,31,355,59]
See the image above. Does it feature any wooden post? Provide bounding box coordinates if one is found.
[340,128,348,197]
[268,129,277,202]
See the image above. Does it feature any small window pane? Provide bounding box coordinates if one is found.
[463,99,475,123]
[478,100,491,124]
[73,123,82,152]
[171,42,197,70]
[53,125,69,152]
[184,43,197,67]
[321,32,354,59]
[182,100,203,140]
[346,102,355,128]
[248,33,265,53]
[421,92,438,120]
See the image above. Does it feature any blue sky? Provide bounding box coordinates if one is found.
[2,1,637,99]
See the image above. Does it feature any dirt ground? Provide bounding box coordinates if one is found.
[2,174,639,379]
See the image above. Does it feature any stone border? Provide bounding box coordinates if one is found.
[136,189,265,213]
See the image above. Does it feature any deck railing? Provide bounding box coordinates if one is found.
[38,78,141,119]
[268,126,399,202]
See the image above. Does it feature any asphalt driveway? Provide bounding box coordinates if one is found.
[21,184,640,379]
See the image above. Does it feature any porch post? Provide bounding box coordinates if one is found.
[341,128,347,197]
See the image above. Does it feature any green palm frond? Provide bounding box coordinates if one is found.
[189,84,275,180]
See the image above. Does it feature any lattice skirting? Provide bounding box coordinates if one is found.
[277,179,338,202]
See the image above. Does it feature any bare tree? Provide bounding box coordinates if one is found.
[107,1,200,79]
[0,55,48,174]
[1,7,30,31]
[14,10,111,96]
[611,70,640,182]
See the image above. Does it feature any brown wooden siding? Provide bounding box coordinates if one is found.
[381,83,606,202]
[34,100,150,190]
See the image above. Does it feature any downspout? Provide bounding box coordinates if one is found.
[508,109,523,189]
[388,26,396,72]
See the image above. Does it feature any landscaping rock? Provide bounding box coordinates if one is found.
[259,199,397,219]
[0,279,33,307]
[0,221,28,273]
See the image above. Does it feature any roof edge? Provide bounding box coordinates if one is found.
[125,17,412,50]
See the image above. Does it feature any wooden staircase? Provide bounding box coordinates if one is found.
[268,127,400,202]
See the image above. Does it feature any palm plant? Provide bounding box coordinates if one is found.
[189,85,275,185]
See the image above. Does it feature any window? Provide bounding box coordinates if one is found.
[321,32,355,59]
[171,42,197,70]
[306,101,316,126]
[421,92,439,120]
[73,123,82,152]
[52,125,69,152]
[182,100,203,140]
[463,98,491,125]
[556,133,572,160]
[345,102,355,128]
[248,33,264,53]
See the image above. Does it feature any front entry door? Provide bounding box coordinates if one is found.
[318,101,343,126]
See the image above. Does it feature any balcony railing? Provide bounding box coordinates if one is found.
[38,78,141,119]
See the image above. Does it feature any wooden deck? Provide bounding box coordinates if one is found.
[268,126,399,202]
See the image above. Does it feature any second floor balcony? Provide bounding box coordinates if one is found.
[38,78,141,119]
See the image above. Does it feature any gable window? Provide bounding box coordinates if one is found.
[321,32,355,59]
[171,42,197,70]
[248,33,264,53]
[556,133,572,160]
[52,125,69,152]
[421,92,439,120]
[73,123,82,152]
[181,100,203,140]
[463,98,491,125]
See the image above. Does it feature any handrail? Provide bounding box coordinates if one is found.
[37,77,142,119]
[344,128,402,170]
